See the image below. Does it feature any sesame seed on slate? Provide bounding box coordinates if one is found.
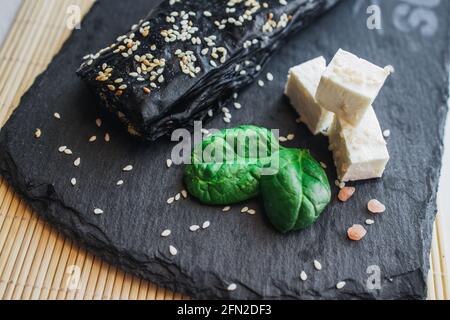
[54,112,61,119]
[166,159,173,168]
[35,128,42,138]
[181,190,188,199]
[74,158,81,167]
[190,225,201,232]
[58,146,67,153]
[266,72,274,81]
[223,206,231,212]
[336,281,346,290]
[227,283,237,291]
[287,133,295,141]
[202,221,211,229]
[70,178,77,186]
[96,118,102,127]
[161,229,171,237]
[258,80,265,87]
[247,209,256,215]
[169,245,178,256]
[105,133,111,142]
[167,197,175,204]
[123,165,133,172]
[117,180,124,186]
[89,136,97,142]
[365,219,375,225]
[64,149,73,155]
[234,102,242,109]
[300,271,308,281]
[314,260,322,271]
[241,207,249,213]
[383,129,391,138]
[94,208,104,215]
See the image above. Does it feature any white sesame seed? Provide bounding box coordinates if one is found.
[203,11,212,17]
[247,209,256,215]
[233,92,238,99]
[258,80,265,87]
[256,65,261,71]
[54,112,61,119]
[89,136,97,142]
[96,118,102,127]
[223,117,231,123]
[279,136,287,142]
[64,149,73,155]
[314,260,322,271]
[105,133,110,142]
[241,207,249,213]
[233,102,242,109]
[227,283,237,291]
[94,208,104,215]
[222,206,231,212]
[166,159,173,168]
[287,133,295,141]
[58,146,67,153]
[266,72,274,81]
[167,197,175,204]
[70,178,77,186]
[175,193,181,201]
[181,190,188,198]
[190,225,201,232]
[202,221,211,229]
[336,281,346,290]
[74,158,81,167]
[383,129,391,138]
[117,180,124,186]
[35,128,42,138]
[123,165,133,172]
[161,229,171,237]
[300,271,308,281]
[365,219,375,225]
[169,245,178,256]
[320,162,327,169]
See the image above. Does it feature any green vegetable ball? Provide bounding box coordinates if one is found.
[260,148,331,233]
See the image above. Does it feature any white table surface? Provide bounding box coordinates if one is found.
[0,0,21,45]
[0,0,449,288]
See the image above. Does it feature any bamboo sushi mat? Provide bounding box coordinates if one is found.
[0,0,448,300]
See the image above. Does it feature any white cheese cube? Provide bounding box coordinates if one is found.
[285,56,335,135]
[315,49,391,127]
[328,106,389,182]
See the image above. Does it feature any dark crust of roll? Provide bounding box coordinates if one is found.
[77,0,339,141]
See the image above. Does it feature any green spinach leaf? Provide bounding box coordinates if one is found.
[184,125,279,205]
[260,148,331,233]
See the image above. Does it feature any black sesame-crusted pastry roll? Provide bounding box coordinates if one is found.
[77,0,339,141]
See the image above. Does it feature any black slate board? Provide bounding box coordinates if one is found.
[0,0,449,300]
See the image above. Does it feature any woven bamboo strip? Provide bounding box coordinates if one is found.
[435,214,449,299]
[0,0,52,125]
[0,205,39,299]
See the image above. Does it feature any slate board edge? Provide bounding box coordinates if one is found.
[0,0,448,300]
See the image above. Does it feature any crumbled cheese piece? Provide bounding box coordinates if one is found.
[315,49,391,126]
[285,56,334,135]
[328,107,389,182]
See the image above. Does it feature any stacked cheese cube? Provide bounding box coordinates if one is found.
[285,49,391,182]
